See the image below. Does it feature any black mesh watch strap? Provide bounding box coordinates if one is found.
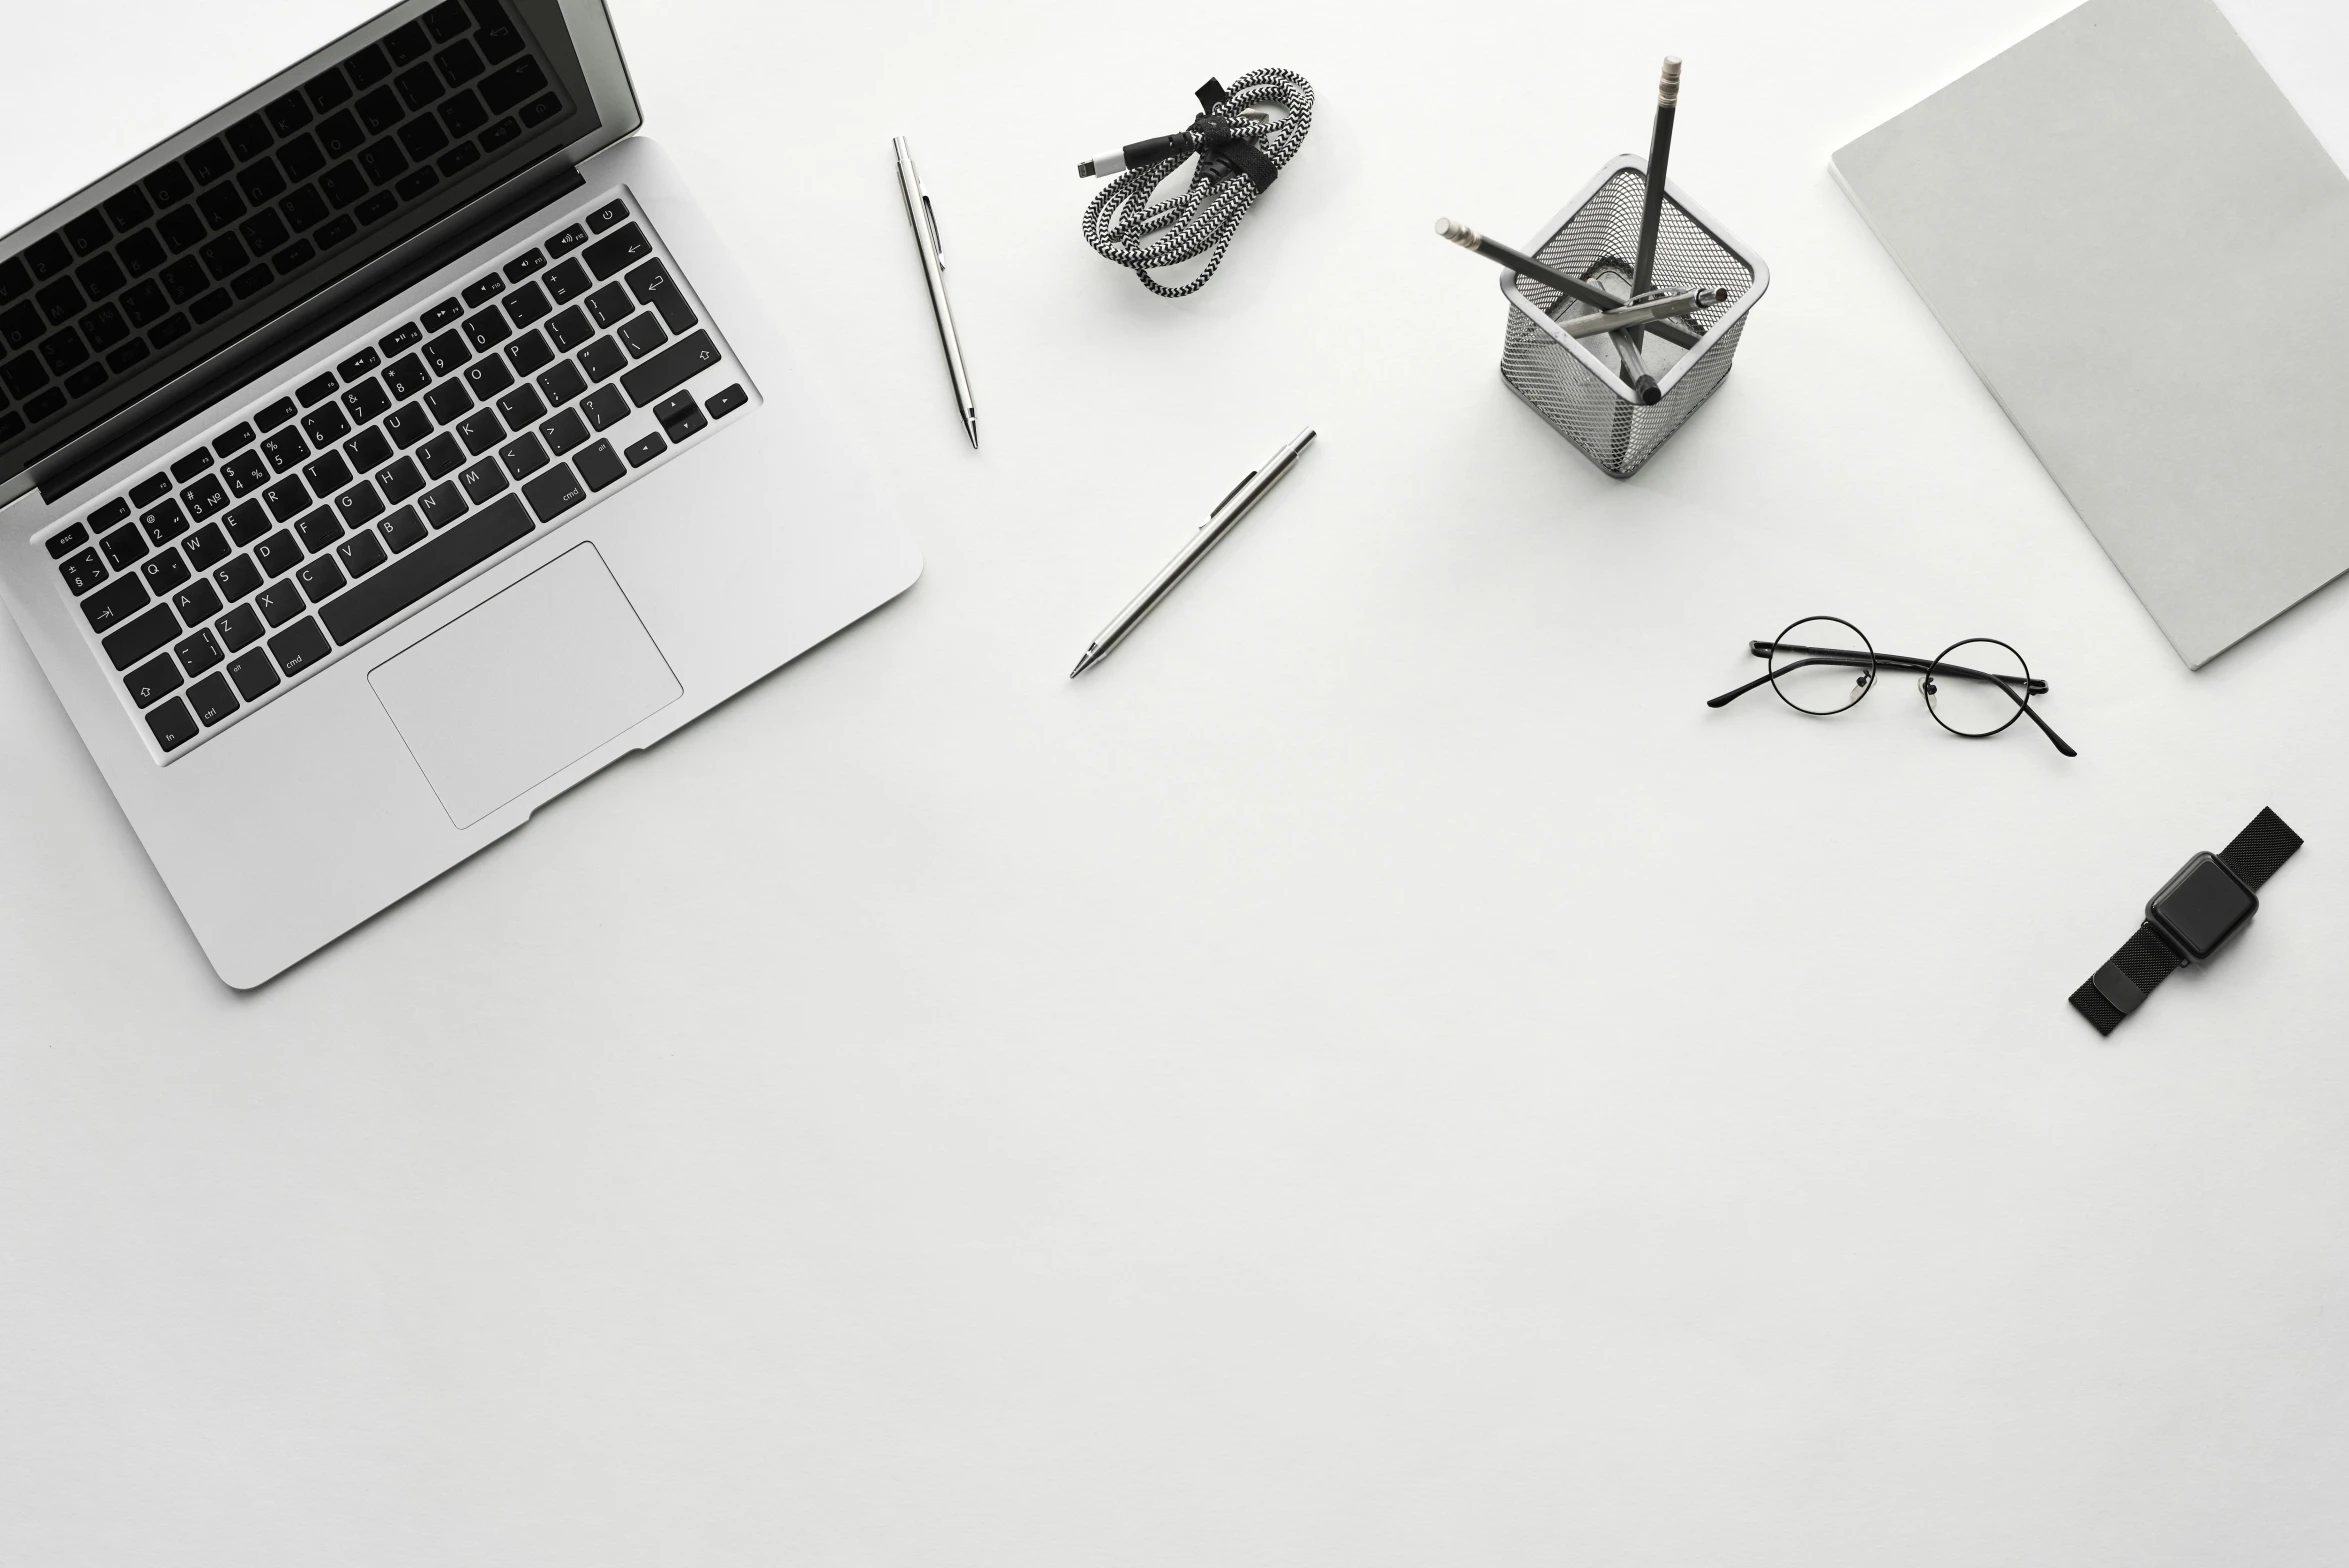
[2069,924,2186,1036]
[2217,807,2302,891]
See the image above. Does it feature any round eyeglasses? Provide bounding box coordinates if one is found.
[1706,616,2076,756]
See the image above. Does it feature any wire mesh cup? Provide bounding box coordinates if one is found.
[1499,156,1767,478]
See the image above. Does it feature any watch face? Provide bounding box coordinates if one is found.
[2148,854,2257,959]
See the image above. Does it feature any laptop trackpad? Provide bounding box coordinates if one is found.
[370,544,682,828]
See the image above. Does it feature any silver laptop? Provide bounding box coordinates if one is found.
[0,0,922,986]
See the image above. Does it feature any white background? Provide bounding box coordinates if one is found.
[4,0,2348,1562]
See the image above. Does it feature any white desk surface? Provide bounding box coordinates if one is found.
[3,0,2346,1562]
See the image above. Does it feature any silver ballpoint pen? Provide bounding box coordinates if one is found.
[892,136,978,447]
[1069,428,1318,678]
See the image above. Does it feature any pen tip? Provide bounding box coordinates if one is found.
[1069,652,1095,678]
[966,415,979,449]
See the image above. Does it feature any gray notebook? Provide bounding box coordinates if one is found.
[1833,0,2349,668]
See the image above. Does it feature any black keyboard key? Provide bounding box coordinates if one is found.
[321,492,531,645]
[59,547,107,595]
[462,305,510,351]
[186,670,238,726]
[81,574,148,632]
[542,259,591,310]
[521,462,584,522]
[577,337,626,383]
[624,432,666,467]
[421,297,463,330]
[654,391,707,443]
[140,549,190,595]
[269,617,331,675]
[227,649,281,700]
[461,273,505,309]
[146,696,198,751]
[498,431,547,479]
[503,278,549,325]
[213,554,263,604]
[174,626,224,676]
[215,602,264,652]
[255,396,298,431]
[380,504,428,553]
[301,451,352,496]
[416,481,467,529]
[256,580,304,626]
[417,432,465,478]
[180,474,229,520]
[139,500,189,546]
[479,56,548,114]
[222,499,270,546]
[214,422,257,457]
[537,359,587,408]
[220,450,270,495]
[47,520,93,558]
[706,383,747,419]
[457,410,504,454]
[301,401,352,447]
[383,352,432,398]
[297,555,347,603]
[584,282,631,329]
[423,380,473,423]
[573,439,624,492]
[384,402,434,448]
[124,650,183,707]
[539,407,587,455]
[379,321,422,356]
[338,529,390,577]
[261,427,310,472]
[252,530,303,578]
[104,603,179,669]
[378,456,425,503]
[545,304,593,351]
[174,579,224,625]
[335,480,386,529]
[459,456,509,504]
[337,345,381,382]
[264,475,311,520]
[546,223,589,258]
[504,249,547,284]
[423,329,471,376]
[462,355,513,399]
[580,384,628,430]
[617,312,667,359]
[341,376,391,423]
[182,523,230,571]
[625,257,696,333]
[170,448,214,483]
[344,426,393,473]
[503,327,552,375]
[131,473,172,506]
[124,647,182,708]
[496,383,545,428]
[293,508,343,553]
[297,372,339,406]
[620,331,720,408]
[586,200,628,234]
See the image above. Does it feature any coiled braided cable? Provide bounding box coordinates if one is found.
[1078,70,1315,298]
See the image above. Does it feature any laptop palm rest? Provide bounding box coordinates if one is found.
[369,544,682,829]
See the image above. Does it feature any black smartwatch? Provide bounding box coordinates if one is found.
[2070,808,2302,1035]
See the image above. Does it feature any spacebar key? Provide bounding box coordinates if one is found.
[319,494,534,645]
[620,330,720,407]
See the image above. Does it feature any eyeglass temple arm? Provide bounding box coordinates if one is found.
[1706,654,1871,708]
[1712,648,2078,755]
[1748,641,2051,696]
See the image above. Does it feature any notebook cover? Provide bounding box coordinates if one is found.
[1832,0,2349,668]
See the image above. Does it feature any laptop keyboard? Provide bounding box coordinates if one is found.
[39,191,755,761]
[0,0,572,464]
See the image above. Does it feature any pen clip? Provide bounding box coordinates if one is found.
[1207,469,1259,521]
[921,191,945,263]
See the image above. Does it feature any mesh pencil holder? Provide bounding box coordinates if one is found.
[1498,155,1768,478]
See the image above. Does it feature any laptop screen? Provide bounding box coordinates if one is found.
[0,0,607,498]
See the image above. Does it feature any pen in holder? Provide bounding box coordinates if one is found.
[1499,157,1767,478]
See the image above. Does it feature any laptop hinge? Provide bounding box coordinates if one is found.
[39,164,587,506]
